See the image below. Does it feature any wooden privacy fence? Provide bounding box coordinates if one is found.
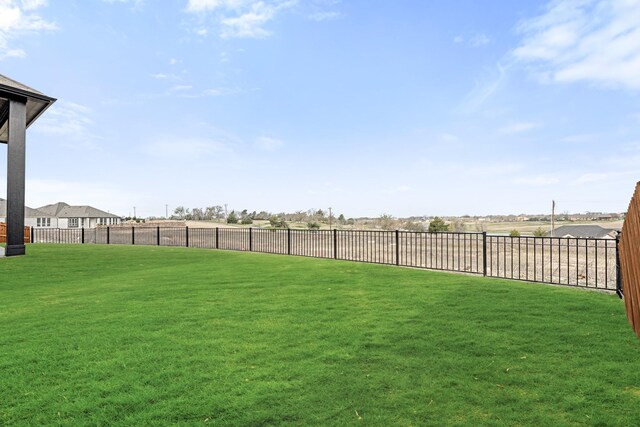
[0,223,30,244]
[620,181,640,338]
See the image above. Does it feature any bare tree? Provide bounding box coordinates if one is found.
[205,205,224,220]
[173,206,186,220]
[450,218,466,232]
[192,208,204,221]
[378,214,397,231]
[474,221,487,232]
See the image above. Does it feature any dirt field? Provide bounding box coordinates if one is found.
[474,220,623,235]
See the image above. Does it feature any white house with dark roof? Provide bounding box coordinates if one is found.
[1,199,120,229]
[0,198,53,228]
[36,202,121,228]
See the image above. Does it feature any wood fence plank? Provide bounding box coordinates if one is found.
[0,223,29,244]
[620,182,640,337]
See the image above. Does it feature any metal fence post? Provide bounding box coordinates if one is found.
[215,227,219,249]
[333,228,338,259]
[249,227,253,251]
[395,230,400,266]
[81,227,85,244]
[616,232,623,298]
[482,231,487,276]
[186,226,189,247]
[30,226,34,244]
[157,226,160,246]
[132,226,135,245]
[287,228,291,255]
[107,226,110,245]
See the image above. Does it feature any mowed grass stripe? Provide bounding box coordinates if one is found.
[1,244,639,426]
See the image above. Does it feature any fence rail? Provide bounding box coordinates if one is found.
[31,226,620,290]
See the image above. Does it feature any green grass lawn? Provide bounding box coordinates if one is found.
[1,245,640,426]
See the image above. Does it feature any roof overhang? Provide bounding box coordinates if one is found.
[0,75,56,143]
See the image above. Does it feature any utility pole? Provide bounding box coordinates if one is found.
[224,204,228,220]
[328,207,333,229]
[165,204,168,219]
[551,200,556,235]
[133,206,137,219]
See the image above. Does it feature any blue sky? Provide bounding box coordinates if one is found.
[1,0,639,218]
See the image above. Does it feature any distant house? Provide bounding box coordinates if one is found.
[1,199,121,229]
[549,225,618,239]
[36,202,121,228]
[0,198,52,228]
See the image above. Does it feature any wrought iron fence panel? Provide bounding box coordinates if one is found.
[159,227,186,246]
[217,228,249,251]
[188,228,217,249]
[290,229,333,259]
[252,229,288,255]
[485,235,617,289]
[30,226,619,290]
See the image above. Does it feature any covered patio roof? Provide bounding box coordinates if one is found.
[0,74,56,143]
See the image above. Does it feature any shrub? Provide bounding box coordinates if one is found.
[241,218,253,225]
[226,211,238,224]
[509,229,521,237]
[428,217,449,232]
[532,227,547,237]
[269,216,288,229]
[403,221,426,232]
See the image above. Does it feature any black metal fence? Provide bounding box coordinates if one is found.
[32,227,620,291]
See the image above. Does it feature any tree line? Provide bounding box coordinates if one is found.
[165,206,464,233]
[167,206,354,229]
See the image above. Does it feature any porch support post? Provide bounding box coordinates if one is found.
[5,98,27,256]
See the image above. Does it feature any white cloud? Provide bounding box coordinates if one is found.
[186,0,250,13]
[458,62,509,113]
[170,84,193,91]
[254,136,283,151]
[186,0,296,39]
[308,11,340,21]
[21,0,47,11]
[32,102,96,141]
[220,2,276,38]
[453,33,490,47]
[151,73,182,80]
[470,33,490,47]
[513,0,640,90]
[499,121,538,134]
[101,0,144,7]
[0,0,56,60]
[0,48,25,59]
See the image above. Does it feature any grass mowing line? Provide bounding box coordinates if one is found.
[1,244,639,426]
